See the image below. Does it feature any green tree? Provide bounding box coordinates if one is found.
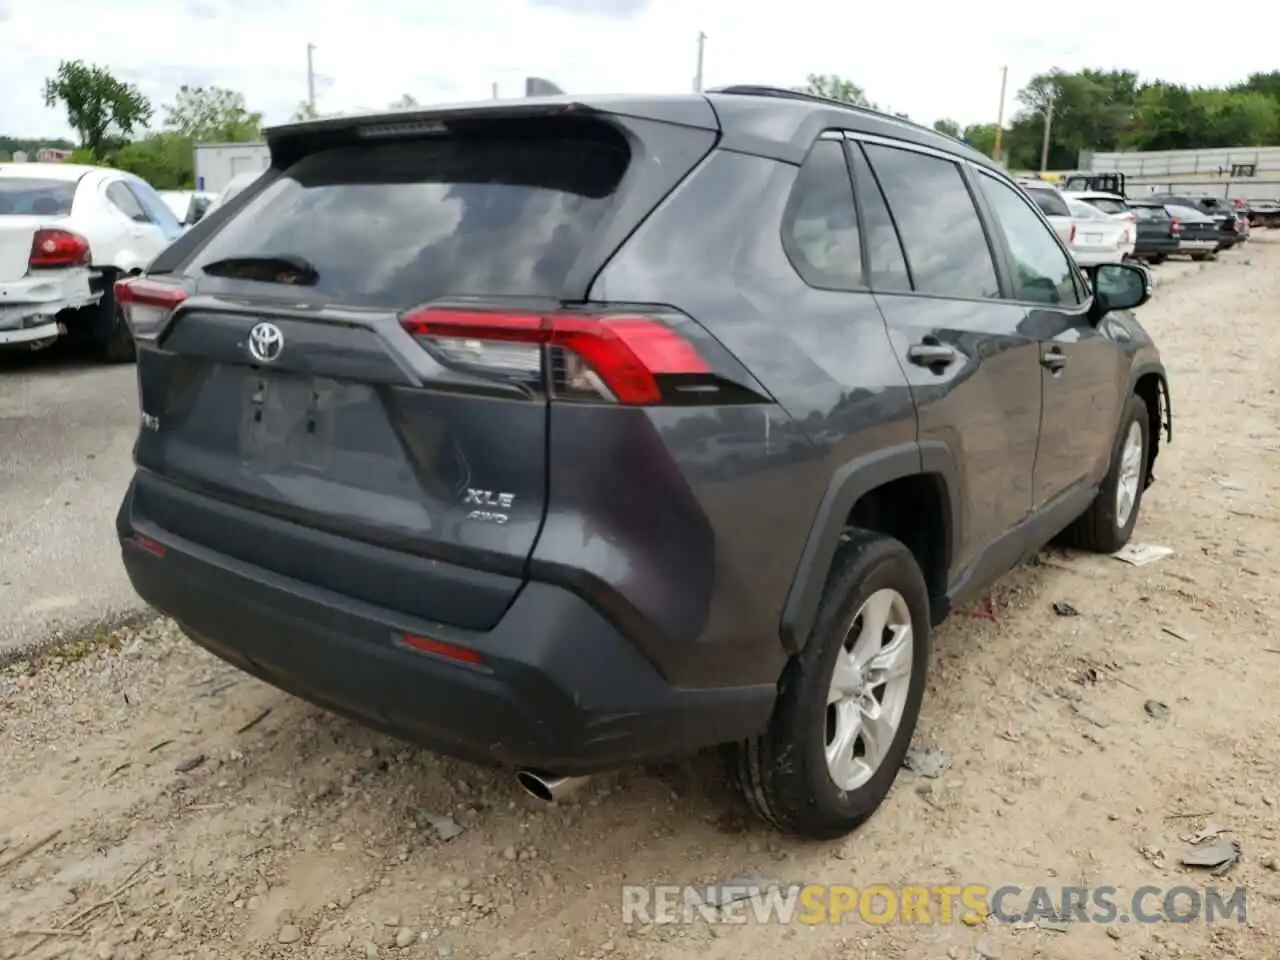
[111,132,195,189]
[389,93,419,109]
[933,118,961,137]
[42,60,152,159]
[805,73,870,106]
[291,100,320,122]
[163,85,262,142]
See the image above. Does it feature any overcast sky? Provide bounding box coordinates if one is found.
[2,0,1275,139]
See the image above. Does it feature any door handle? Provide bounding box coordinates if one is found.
[1041,349,1069,372]
[907,341,958,370]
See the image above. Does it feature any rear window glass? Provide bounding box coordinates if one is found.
[0,178,77,217]
[1132,206,1168,221]
[1024,187,1071,218]
[188,126,630,308]
[1086,197,1128,215]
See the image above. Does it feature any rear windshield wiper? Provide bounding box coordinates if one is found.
[201,254,320,286]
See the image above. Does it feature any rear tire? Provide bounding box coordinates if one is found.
[91,272,136,363]
[1147,254,1167,265]
[728,530,931,839]
[1060,392,1150,554]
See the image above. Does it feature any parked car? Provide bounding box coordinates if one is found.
[114,86,1170,839]
[159,190,216,227]
[0,162,184,359]
[1126,201,1180,264]
[1246,198,1280,228]
[1064,190,1136,226]
[1161,203,1220,260]
[1064,197,1134,265]
[1018,179,1076,246]
[1150,195,1241,250]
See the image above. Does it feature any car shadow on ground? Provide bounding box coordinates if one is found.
[0,339,121,375]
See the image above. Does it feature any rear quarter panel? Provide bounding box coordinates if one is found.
[565,148,917,686]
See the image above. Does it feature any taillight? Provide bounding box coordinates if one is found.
[1170,219,1181,236]
[1068,223,1077,244]
[400,307,712,406]
[114,276,190,342]
[28,228,90,269]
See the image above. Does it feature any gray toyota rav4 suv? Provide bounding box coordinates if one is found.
[115,86,1171,839]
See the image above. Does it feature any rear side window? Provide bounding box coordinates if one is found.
[782,139,863,289]
[107,182,148,222]
[188,126,630,308]
[1086,197,1128,215]
[1024,187,1071,218]
[861,143,999,300]
[0,178,77,217]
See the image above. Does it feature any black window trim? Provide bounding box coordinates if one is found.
[843,138,915,293]
[778,131,870,293]
[841,130,1008,307]
[971,166,1093,314]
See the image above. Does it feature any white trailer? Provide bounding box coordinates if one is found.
[193,142,270,195]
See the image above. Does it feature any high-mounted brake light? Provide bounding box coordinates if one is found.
[400,307,711,405]
[115,276,190,342]
[28,228,90,269]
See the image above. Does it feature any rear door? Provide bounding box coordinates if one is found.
[129,114,713,630]
[851,138,1043,581]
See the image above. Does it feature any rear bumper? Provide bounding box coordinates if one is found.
[0,318,61,347]
[1134,237,1178,258]
[116,480,775,774]
[1177,239,1217,253]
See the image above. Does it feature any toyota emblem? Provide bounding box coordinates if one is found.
[247,322,284,363]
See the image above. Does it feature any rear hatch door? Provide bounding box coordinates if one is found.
[128,105,719,630]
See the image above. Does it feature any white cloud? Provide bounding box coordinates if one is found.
[4,0,1275,139]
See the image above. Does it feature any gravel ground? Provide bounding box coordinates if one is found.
[2,240,1280,960]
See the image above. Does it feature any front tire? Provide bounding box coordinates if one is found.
[729,530,930,839]
[1061,392,1150,553]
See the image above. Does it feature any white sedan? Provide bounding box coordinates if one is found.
[1065,196,1134,266]
[0,162,184,360]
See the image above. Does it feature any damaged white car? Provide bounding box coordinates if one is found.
[0,162,183,362]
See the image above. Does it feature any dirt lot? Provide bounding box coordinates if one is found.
[3,240,1280,960]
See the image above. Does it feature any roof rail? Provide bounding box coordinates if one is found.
[706,84,954,142]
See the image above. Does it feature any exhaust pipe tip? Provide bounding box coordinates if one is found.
[515,769,590,803]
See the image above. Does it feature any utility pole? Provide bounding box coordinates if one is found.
[306,43,316,112]
[1039,92,1055,174]
[492,82,499,99]
[992,65,1008,163]
[693,31,706,93]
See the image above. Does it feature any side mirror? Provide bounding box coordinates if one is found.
[1090,262,1152,315]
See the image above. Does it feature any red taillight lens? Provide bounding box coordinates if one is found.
[28,228,90,269]
[400,633,486,666]
[1170,219,1181,236]
[1068,223,1077,244]
[400,307,711,406]
[114,276,190,341]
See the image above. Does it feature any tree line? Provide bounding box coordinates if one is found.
[809,69,1280,170]
[0,59,421,189]
[5,60,1280,190]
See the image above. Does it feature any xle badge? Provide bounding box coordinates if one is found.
[463,489,515,525]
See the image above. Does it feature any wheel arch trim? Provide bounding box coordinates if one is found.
[779,441,961,654]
